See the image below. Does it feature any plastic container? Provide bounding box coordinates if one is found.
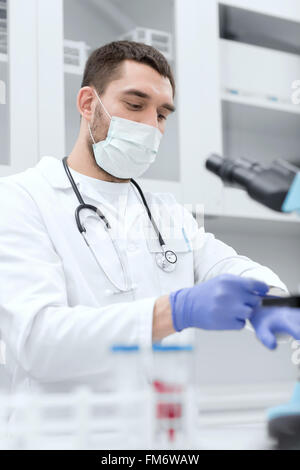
[151,344,195,449]
[110,344,142,391]
[110,344,148,448]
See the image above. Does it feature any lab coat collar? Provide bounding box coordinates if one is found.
[36,156,78,190]
[36,156,130,207]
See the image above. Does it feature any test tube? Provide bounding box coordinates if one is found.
[151,344,195,449]
[110,344,147,448]
[110,344,141,390]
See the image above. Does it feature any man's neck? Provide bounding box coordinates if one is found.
[67,136,130,183]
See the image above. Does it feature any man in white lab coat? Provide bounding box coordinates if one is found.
[0,41,292,414]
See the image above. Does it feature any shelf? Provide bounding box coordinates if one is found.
[219,0,300,26]
[0,48,84,72]
[203,212,300,236]
[220,39,300,108]
[0,39,90,73]
[219,3,300,55]
[221,98,300,169]
[221,92,300,115]
[64,39,90,76]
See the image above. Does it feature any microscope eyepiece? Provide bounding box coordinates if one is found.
[205,153,296,212]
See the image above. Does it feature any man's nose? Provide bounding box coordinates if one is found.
[141,112,159,128]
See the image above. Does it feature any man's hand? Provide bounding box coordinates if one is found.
[251,307,300,349]
[169,274,269,332]
[152,295,175,342]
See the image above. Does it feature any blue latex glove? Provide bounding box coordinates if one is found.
[250,307,300,350]
[169,273,269,332]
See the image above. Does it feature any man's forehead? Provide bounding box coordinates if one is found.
[109,60,173,100]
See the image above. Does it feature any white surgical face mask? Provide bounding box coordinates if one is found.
[88,89,163,179]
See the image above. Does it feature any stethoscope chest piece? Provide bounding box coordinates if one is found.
[156,250,177,273]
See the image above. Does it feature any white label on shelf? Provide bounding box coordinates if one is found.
[0,79,6,104]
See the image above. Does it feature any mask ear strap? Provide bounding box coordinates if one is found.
[93,88,112,120]
[88,122,96,145]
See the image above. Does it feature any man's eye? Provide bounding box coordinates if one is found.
[158,114,167,121]
[126,102,142,110]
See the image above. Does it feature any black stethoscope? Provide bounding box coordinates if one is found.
[62,157,177,292]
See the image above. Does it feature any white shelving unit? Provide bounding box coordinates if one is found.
[219,5,300,221]
[175,0,300,225]
[221,92,300,116]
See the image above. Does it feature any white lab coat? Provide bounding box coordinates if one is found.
[0,156,287,426]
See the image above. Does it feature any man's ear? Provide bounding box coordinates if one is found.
[77,86,95,121]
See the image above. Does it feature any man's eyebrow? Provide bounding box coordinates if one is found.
[161,103,176,113]
[122,89,150,99]
[122,88,176,113]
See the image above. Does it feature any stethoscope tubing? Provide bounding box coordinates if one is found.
[62,157,177,292]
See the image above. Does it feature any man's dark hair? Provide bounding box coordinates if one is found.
[81,40,175,97]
